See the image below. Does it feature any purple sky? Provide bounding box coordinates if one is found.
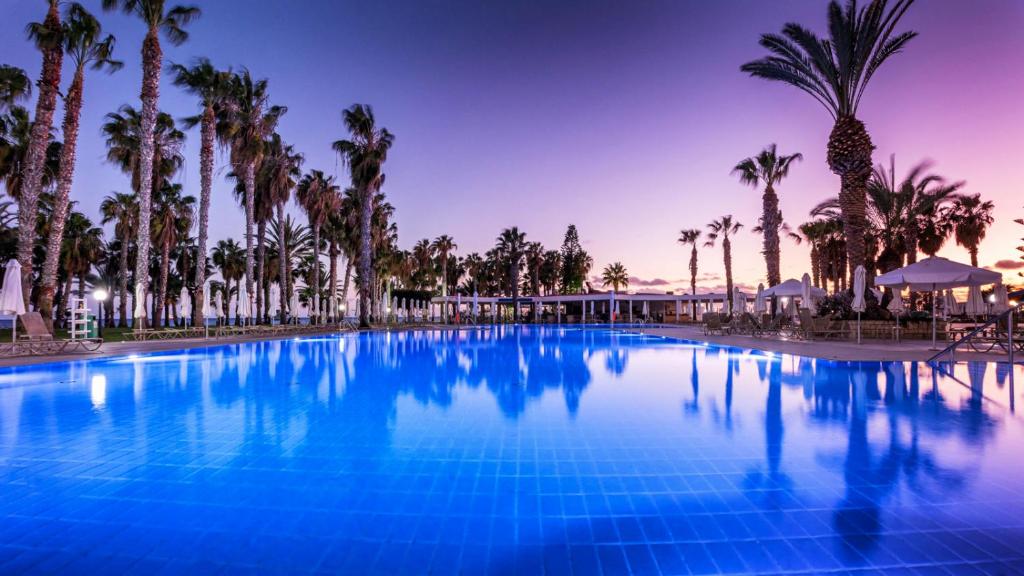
[3,0,1022,293]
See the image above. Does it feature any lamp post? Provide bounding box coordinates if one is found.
[93,288,109,339]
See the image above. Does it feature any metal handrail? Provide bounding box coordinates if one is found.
[928,303,1021,364]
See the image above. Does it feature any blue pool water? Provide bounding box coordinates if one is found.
[1,326,1023,574]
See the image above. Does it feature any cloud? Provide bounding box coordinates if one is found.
[697,272,722,282]
[628,276,671,287]
[994,259,1024,270]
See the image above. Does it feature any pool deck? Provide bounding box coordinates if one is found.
[636,324,1015,363]
[0,322,1016,368]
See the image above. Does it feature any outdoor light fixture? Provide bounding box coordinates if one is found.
[93,288,109,338]
[989,295,997,303]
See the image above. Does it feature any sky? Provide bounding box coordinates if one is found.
[2,0,1022,294]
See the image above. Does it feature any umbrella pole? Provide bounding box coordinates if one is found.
[857,311,861,345]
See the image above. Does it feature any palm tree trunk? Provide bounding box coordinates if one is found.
[342,258,352,316]
[827,115,874,279]
[762,185,782,287]
[59,273,73,328]
[328,238,338,322]
[511,265,520,322]
[312,224,321,324]
[969,247,978,267]
[723,237,733,312]
[133,29,163,329]
[276,202,288,324]
[18,1,63,307]
[689,245,698,320]
[243,161,257,309]
[118,241,129,327]
[358,187,372,327]
[256,219,266,323]
[38,65,84,331]
[155,242,170,327]
[810,244,821,288]
[194,104,214,326]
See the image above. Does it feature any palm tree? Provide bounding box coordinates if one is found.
[101,105,185,214]
[296,169,341,323]
[0,65,31,111]
[732,144,801,287]
[211,238,244,324]
[102,0,198,322]
[742,0,917,277]
[18,0,64,305]
[261,133,303,323]
[601,262,629,292]
[151,183,194,327]
[946,194,995,267]
[677,229,701,319]
[705,216,743,311]
[57,210,102,324]
[496,227,527,321]
[99,192,137,326]
[38,3,122,330]
[432,234,458,316]
[333,104,394,328]
[170,57,232,325]
[219,70,285,312]
[523,241,544,295]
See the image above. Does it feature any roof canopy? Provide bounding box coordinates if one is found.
[874,257,1001,290]
[762,278,826,298]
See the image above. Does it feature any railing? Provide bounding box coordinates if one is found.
[928,303,1022,364]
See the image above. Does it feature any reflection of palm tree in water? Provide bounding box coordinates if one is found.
[683,348,700,414]
[743,358,792,508]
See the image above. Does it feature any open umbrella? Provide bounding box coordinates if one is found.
[0,260,26,341]
[852,265,866,344]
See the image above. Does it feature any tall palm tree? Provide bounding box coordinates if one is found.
[99,192,137,326]
[732,144,802,287]
[38,3,122,330]
[261,134,303,322]
[102,0,199,326]
[101,106,185,212]
[333,104,394,328]
[601,262,629,292]
[151,183,194,326]
[18,0,64,305]
[296,169,341,323]
[432,234,458,316]
[705,216,742,311]
[496,227,527,321]
[677,229,701,319]
[57,210,103,320]
[946,194,995,267]
[742,0,917,277]
[219,70,284,310]
[523,241,544,295]
[170,57,231,325]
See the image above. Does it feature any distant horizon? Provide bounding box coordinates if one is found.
[2,0,1021,294]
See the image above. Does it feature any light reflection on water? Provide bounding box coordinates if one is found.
[0,326,1022,573]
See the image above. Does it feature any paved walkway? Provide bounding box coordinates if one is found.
[636,324,1016,363]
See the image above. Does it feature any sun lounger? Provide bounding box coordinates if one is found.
[703,313,727,336]
[0,312,103,356]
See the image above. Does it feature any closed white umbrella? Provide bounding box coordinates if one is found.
[992,281,1010,313]
[290,288,301,324]
[214,290,223,320]
[966,285,985,318]
[642,300,649,320]
[733,287,746,315]
[0,260,26,341]
[943,290,958,318]
[133,284,147,327]
[237,278,250,323]
[754,283,766,315]
[801,273,813,313]
[179,286,190,325]
[852,265,867,344]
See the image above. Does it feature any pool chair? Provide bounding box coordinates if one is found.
[2,312,103,356]
[703,313,727,336]
[797,308,846,340]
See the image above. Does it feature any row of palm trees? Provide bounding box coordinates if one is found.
[1,1,402,330]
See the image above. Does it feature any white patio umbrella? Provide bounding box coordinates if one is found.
[992,281,1010,313]
[0,260,26,341]
[943,290,958,319]
[472,291,479,319]
[965,285,986,318]
[214,291,223,320]
[202,282,211,336]
[642,300,649,320]
[801,273,814,313]
[732,286,746,315]
[133,284,147,328]
[289,288,301,324]
[852,265,867,344]
[875,256,1001,349]
[887,290,906,314]
[179,285,190,326]
[237,278,250,323]
[754,283,766,315]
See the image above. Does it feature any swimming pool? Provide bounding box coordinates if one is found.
[1,326,1022,574]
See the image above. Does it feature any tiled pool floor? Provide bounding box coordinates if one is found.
[1,327,1023,574]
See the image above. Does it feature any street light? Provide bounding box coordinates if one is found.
[93,288,109,339]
